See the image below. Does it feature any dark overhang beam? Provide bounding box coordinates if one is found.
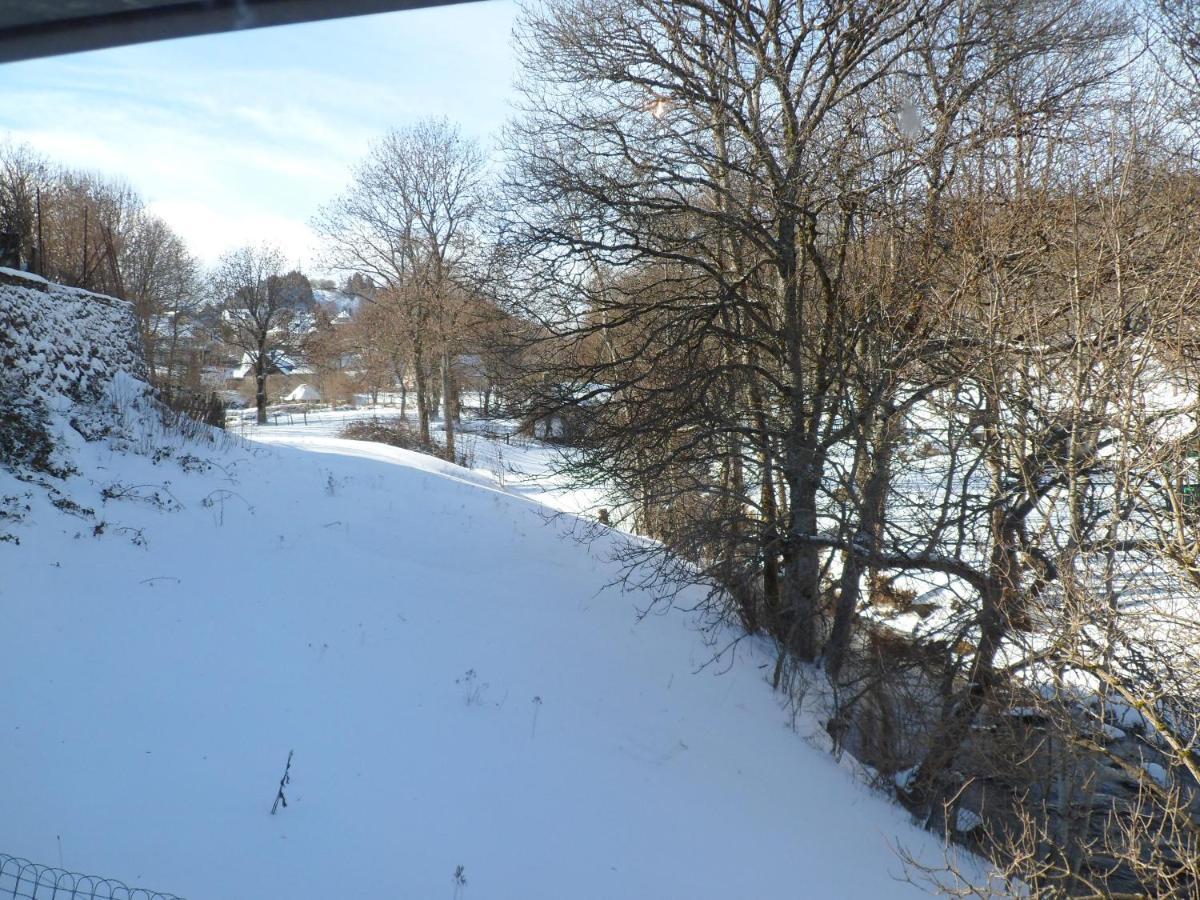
[0,0,477,65]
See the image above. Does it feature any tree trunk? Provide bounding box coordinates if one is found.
[780,468,822,663]
[746,368,781,635]
[255,342,268,426]
[427,375,441,426]
[413,353,430,444]
[776,216,825,663]
[441,348,456,460]
[825,412,896,679]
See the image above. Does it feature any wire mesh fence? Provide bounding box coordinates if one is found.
[0,854,184,900]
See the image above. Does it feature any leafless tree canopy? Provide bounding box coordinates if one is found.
[0,140,204,393]
[496,0,1200,893]
[315,118,494,450]
[210,243,292,425]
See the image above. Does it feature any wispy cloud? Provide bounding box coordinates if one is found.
[0,1,517,270]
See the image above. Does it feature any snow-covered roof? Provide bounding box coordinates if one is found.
[284,383,321,402]
[230,350,308,379]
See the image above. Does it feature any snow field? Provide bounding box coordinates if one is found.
[0,412,968,897]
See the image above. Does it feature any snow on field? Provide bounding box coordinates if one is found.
[0,404,969,898]
[230,402,610,519]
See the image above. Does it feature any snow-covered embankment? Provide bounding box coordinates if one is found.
[0,271,970,898]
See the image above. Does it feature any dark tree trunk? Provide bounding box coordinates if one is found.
[825,413,896,679]
[746,370,781,635]
[413,353,430,444]
[441,348,456,459]
[780,468,822,663]
[775,216,826,664]
[255,342,268,426]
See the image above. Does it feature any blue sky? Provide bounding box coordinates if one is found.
[0,1,519,271]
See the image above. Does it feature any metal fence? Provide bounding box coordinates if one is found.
[0,854,184,900]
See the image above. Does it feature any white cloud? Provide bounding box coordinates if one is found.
[146,199,318,269]
[0,1,518,271]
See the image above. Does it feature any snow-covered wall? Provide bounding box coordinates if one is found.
[0,267,149,472]
[0,267,146,406]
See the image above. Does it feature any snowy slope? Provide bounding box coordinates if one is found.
[230,404,609,519]
[0,422,969,898]
[0,272,965,897]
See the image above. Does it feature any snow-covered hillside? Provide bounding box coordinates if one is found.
[0,275,968,898]
[229,404,609,519]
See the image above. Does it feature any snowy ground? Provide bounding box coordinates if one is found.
[0,401,970,898]
[230,400,611,520]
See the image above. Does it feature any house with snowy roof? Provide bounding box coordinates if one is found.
[228,350,312,381]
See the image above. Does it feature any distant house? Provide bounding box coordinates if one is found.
[228,350,312,380]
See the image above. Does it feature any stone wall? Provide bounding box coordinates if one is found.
[0,267,146,408]
[0,267,148,471]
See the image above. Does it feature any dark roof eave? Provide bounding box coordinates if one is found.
[0,0,478,64]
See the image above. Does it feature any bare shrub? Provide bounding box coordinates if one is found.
[339,417,472,468]
[160,389,225,430]
[339,417,431,452]
[0,393,57,474]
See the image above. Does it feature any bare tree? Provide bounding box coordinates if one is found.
[120,213,202,384]
[316,118,487,453]
[496,1,1200,891]
[0,140,50,270]
[211,244,292,425]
